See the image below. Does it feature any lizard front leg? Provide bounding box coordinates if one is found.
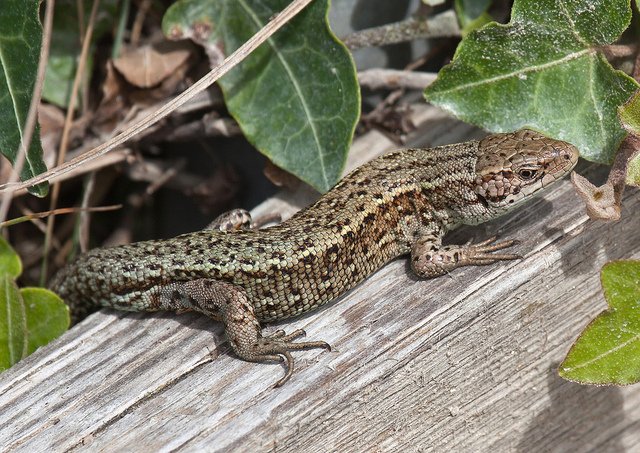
[206,208,253,231]
[411,233,521,278]
[159,279,330,387]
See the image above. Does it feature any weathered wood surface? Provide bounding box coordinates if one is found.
[1,106,639,452]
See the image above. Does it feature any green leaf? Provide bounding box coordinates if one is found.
[43,0,119,108]
[619,89,640,135]
[21,288,70,355]
[559,261,640,385]
[163,0,360,192]
[0,237,69,371]
[618,89,640,186]
[0,236,22,279]
[425,0,638,164]
[0,275,27,370]
[627,153,640,187]
[0,0,49,197]
[454,0,492,35]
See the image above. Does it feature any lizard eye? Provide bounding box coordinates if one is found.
[518,168,538,180]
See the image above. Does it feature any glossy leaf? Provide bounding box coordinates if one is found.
[618,89,640,136]
[22,288,70,355]
[560,261,640,385]
[0,276,27,370]
[0,236,22,279]
[425,0,638,164]
[0,237,69,371]
[627,153,640,187]
[0,0,49,197]
[163,0,360,192]
[619,89,640,186]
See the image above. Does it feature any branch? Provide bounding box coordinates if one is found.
[342,10,460,50]
[572,133,640,221]
[358,69,437,90]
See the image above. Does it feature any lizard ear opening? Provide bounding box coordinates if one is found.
[476,193,489,208]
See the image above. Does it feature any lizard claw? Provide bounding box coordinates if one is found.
[411,234,522,278]
[254,329,331,387]
[465,236,521,263]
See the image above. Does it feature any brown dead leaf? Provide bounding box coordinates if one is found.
[113,40,195,88]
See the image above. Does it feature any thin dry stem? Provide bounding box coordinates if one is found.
[571,135,639,221]
[1,205,121,229]
[600,43,637,60]
[131,0,151,46]
[42,0,101,282]
[79,173,96,253]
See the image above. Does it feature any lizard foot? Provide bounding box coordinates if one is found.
[255,329,331,387]
[411,234,521,278]
[461,235,522,263]
[159,279,331,387]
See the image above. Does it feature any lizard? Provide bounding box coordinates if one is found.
[50,129,579,386]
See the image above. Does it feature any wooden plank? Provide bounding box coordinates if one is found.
[1,107,639,452]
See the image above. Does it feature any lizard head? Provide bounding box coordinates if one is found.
[473,129,579,213]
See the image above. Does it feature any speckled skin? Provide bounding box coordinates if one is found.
[51,130,579,386]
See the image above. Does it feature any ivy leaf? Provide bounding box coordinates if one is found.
[21,288,69,355]
[0,237,69,371]
[0,276,27,370]
[618,89,640,186]
[0,235,21,279]
[163,0,360,192]
[559,261,640,385]
[618,89,640,136]
[425,0,638,164]
[627,154,640,187]
[0,0,49,197]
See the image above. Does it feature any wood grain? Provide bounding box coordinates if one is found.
[1,106,638,452]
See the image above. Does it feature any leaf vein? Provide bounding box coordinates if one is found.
[436,49,593,95]
[567,328,640,372]
[557,0,588,47]
[236,0,328,186]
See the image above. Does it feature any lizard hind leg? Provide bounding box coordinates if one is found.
[159,279,330,387]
